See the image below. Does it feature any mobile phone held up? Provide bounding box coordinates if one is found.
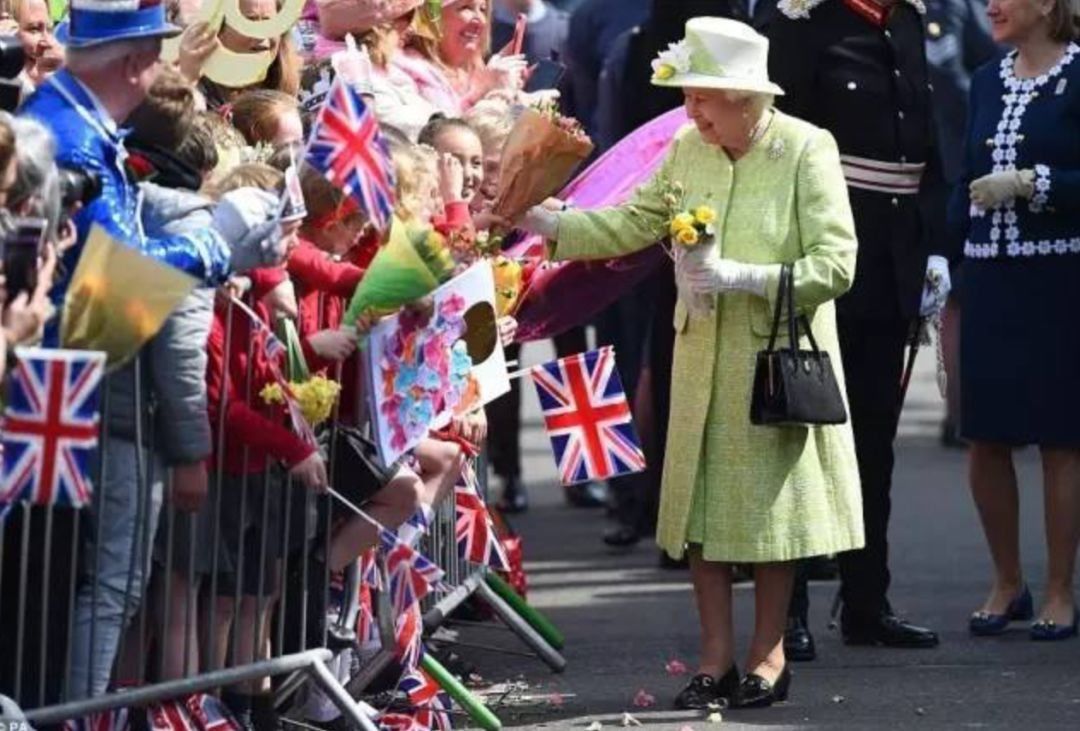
[525,58,566,93]
[3,216,46,305]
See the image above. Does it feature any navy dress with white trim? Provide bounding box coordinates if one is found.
[955,42,1080,445]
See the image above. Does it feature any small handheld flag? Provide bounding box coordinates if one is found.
[306,77,396,232]
[455,462,508,570]
[1,347,105,508]
[530,346,646,486]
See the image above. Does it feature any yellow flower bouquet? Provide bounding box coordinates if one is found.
[261,374,342,428]
[659,179,718,315]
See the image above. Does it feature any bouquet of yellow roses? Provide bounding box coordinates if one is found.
[660,179,718,316]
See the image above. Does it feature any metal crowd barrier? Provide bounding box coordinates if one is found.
[0,297,378,730]
[0,296,565,731]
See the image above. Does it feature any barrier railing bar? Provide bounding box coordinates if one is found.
[277,473,294,656]
[37,504,56,707]
[307,657,379,731]
[207,299,235,673]
[62,503,81,700]
[115,362,146,676]
[14,503,30,701]
[255,465,271,671]
[86,381,112,699]
[183,510,197,678]
[24,649,338,726]
[233,338,257,674]
[160,477,176,681]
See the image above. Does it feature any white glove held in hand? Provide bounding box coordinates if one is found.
[485,53,528,91]
[213,188,285,272]
[969,169,1035,210]
[920,255,951,317]
[522,205,560,239]
[332,34,375,96]
[680,249,770,297]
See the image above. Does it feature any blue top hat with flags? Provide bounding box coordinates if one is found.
[55,0,181,49]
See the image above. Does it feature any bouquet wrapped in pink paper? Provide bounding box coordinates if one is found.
[492,101,594,222]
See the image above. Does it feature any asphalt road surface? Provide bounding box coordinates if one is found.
[451,341,1080,730]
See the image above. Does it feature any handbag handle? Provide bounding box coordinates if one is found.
[783,265,824,357]
[766,263,824,357]
[765,264,790,353]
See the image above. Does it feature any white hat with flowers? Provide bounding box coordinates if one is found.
[650,17,784,96]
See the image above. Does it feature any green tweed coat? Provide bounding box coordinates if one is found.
[553,112,865,562]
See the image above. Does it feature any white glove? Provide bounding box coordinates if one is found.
[920,255,952,317]
[213,188,285,272]
[481,53,528,93]
[332,34,375,96]
[969,169,1035,211]
[680,249,770,297]
[521,205,560,239]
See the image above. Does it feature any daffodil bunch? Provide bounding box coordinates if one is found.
[261,373,342,428]
[669,205,717,248]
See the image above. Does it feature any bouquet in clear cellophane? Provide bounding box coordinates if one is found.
[345,216,456,325]
[491,101,594,223]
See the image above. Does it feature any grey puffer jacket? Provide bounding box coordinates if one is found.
[105,183,215,466]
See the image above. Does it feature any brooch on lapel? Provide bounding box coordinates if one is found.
[767,138,786,160]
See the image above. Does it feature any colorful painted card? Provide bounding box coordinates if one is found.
[366,263,511,464]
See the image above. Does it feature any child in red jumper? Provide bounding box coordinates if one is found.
[290,167,461,573]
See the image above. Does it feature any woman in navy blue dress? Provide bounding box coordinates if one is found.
[953,0,1080,640]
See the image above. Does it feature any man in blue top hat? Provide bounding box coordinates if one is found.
[20,0,283,344]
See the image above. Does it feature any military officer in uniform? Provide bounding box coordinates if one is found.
[767,0,957,659]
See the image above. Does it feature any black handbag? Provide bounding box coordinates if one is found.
[750,264,848,426]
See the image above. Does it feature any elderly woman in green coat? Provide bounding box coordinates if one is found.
[521,18,864,710]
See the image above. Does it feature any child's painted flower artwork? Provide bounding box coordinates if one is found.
[379,293,478,453]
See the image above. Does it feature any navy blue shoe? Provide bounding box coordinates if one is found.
[1030,609,1079,641]
[969,586,1034,636]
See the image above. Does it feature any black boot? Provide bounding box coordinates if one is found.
[842,611,939,648]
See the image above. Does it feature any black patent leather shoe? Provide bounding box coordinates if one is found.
[602,525,641,548]
[673,666,740,710]
[733,666,791,709]
[784,616,817,662]
[842,613,939,648]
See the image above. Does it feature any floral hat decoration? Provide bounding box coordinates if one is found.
[650,17,784,96]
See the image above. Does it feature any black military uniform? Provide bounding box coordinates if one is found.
[768,0,953,655]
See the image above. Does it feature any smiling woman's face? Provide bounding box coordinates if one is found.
[683,88,761,149]
[439,0,489,66]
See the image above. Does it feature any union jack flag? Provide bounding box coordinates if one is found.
[530,347,646,486]
[398,669,452,730]
[455,463,507,570]
[182,694,240,731]
[397,506,432,548]
[378,712,428,731]
[360,547,382,590]
[306,78,396,232]
[148,699,197,731]
[1,348,105,508]
[379,528,445,615]
[394,602,424,671]
[64,708,130,731]
[356,581,378,645]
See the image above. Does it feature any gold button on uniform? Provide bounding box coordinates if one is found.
[927,22,942,38]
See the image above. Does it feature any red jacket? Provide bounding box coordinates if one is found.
[287,238,365,374]
[206,268,315,475]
